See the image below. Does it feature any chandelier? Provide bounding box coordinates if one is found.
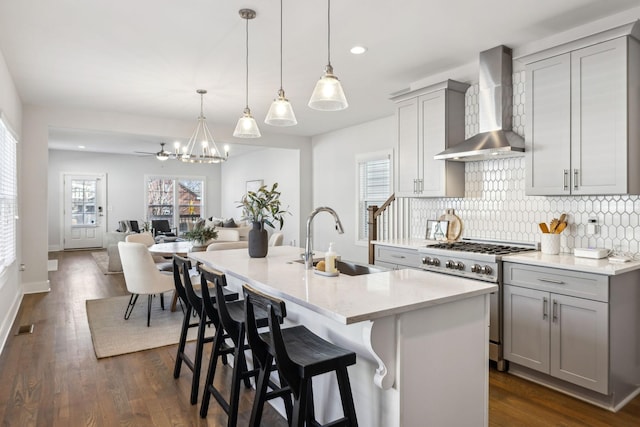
[173,89,229,163]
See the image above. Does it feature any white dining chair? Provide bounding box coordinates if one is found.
[118,241,175,326]
[125,231,155,246]
[126,231,173,271]
[268,232,284,247]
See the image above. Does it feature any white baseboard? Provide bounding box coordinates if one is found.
[0,289,23,355]
[22,280,50,294]
[48,245,62,252]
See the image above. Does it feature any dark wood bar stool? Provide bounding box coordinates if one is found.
[244,284,359,427]
[198,265,271,426]
[171,255,238,405]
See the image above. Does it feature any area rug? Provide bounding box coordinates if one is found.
[86,294,211,358]
[91,251,121,275]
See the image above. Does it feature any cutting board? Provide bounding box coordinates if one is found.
[439,209,462,241]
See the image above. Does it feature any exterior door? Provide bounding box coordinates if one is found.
[63,173,106,249]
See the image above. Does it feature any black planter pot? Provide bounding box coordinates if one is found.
[248,221,269,258]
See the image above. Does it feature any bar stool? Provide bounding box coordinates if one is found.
[171,255,238,405]
[198,265,271,425]
[244,284,359,427]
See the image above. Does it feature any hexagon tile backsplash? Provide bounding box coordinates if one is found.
[410,72,640,257]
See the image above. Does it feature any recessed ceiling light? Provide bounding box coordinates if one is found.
[350,46,367,55]
[78,145,85,149]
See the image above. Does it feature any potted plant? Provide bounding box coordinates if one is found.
[237,182,288,257]
[183,224,218,247]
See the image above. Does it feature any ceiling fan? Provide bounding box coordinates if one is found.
[134,142,173,160]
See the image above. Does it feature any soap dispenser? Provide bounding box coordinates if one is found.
[325,242,338,274]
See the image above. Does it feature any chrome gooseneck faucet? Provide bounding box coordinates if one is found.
[303,206,344,269]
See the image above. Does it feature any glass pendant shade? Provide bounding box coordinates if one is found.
[233,108,262,138]
[308,65,348,111]
[265,89,297,126]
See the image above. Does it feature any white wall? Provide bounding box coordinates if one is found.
[221,147,301,247]
[0,47,23,352]
[47,150,222,251]
[311,116,394,263]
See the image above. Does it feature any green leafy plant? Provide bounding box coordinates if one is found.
[237,182,289,229]
[183,225,218,243]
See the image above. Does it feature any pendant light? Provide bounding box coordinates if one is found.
[308,0,348,111]
[265,0,297,126]
[234,9,261,138]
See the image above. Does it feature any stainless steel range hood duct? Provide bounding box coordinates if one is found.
[434,45,524,161]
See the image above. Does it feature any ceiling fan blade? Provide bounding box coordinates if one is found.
[133,151,156,155]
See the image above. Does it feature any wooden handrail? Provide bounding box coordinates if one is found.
[368,193,396,264]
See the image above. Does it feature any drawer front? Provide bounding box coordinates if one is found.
[503,262,608,302]
[375,245,423,269]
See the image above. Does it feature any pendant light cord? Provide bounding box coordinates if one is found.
[245,15,249,109]
[327,0,331,67]
[279,0,283,90]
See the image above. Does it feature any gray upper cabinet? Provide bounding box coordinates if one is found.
[391,80,468,198]
[525,34,640,195]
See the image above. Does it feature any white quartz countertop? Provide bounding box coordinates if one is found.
[189,246,497,325]
[502,251,640,275]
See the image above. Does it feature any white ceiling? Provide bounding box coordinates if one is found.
[1,0,639,154]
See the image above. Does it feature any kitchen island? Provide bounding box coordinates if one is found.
[190,246,497,426]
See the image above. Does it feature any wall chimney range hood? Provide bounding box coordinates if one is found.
[434,45,524,162]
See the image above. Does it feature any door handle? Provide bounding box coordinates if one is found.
[552,299,558,323]
[573,169,579,190]
[563,170,569,191]
[543,297,548,320]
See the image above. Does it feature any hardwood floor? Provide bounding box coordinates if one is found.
[0,250,638,426]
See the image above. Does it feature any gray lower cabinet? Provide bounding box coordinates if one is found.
[503,261,640,409]
[374,245,422,270]
[504,284,608,394]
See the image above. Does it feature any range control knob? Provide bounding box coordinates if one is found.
[445,260,455,269]
[431,258,440,267]
[480,265,493,275]
[455,261,465,270]
[471,264,481,273]
[422,257,430,265]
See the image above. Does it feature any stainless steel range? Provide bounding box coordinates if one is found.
[418,238,537,371]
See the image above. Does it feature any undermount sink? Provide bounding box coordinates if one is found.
[292,258,388,276]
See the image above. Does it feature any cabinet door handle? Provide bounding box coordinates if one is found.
[391,254,406,259]
[543,297,548,320]
[573,169,579,190]
[418,179,423,193]
[538,278,565,285]
[552,299,558,323]
[413,179,418,194]
[563,170,569,191]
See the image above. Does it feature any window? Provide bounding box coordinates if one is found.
[356,151,392,243]
[145,176,205,234]
[0,116,17,273]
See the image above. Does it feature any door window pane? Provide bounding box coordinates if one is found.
[71,179,97,226]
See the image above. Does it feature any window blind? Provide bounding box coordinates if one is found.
[358,156,390,241]
[0,118,17,272]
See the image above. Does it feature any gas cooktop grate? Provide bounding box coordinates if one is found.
[427,242,534,255]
